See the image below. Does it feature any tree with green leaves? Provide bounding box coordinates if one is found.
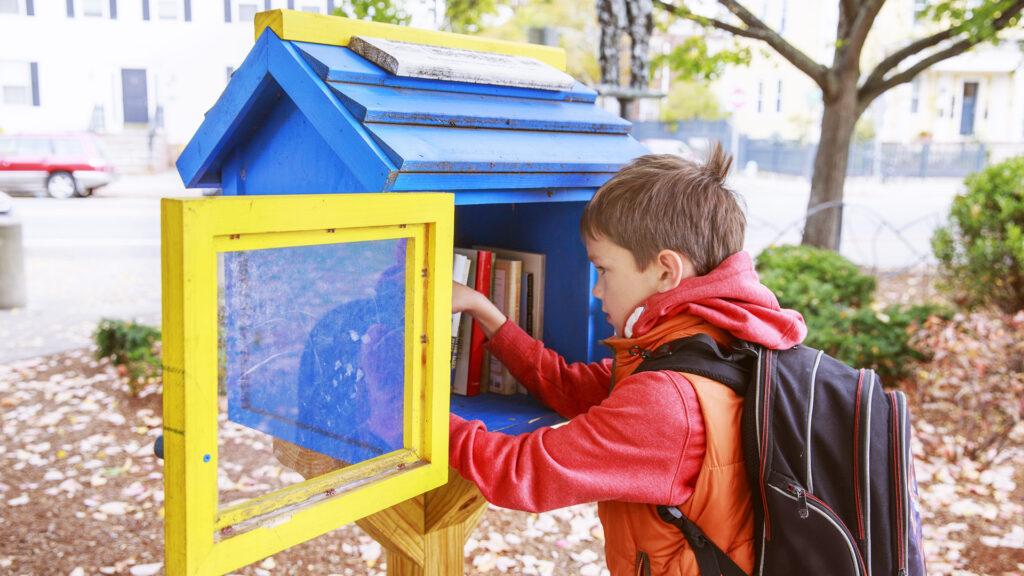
[332,0,410,25]
[654,0,1024,249]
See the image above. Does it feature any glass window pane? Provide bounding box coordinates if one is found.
[300,4,321,13]
[238,2,258,21]
[217,237,408,504]
[2,85,29,105]
[83,0,104,17]
[0,0,19,15]
[158,0,177,19]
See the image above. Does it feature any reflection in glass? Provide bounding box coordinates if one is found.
[218,238,407,467]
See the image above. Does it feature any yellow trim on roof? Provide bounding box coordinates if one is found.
[254,9,567,71]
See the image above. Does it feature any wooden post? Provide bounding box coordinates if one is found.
[274,439,487,575]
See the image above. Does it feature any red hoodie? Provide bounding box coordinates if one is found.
[448,251,806,513]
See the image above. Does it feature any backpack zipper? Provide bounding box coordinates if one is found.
[863,372,876,575]
[777,483,868,576]
[853,369,867,541]
[889,390,911,576]
[758,351,774,541]
[805,350,824,494]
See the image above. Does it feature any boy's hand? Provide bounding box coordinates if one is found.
[452,281,507,338]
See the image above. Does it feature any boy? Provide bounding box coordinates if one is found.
[449,144,807,575]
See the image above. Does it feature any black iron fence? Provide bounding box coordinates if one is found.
[630,120,1002,179]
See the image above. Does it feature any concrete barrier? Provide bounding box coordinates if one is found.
[0,215,27,309]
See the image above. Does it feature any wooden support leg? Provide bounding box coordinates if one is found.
[357,468,487,576]
[273,439,487,575]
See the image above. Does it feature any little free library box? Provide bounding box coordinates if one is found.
[163,9,646,575]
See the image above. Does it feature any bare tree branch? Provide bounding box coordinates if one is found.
[651,0,763,39]
[858,0,1024,105]
[843,0,886,67]
[713,0,830,88]
[839,0,858,25]
[860,27,958,90]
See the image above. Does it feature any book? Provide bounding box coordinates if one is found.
[452,248,477,395]
[450,253,472,387]
[487,259,521,395]
[475,246,546,394]
[474,246,545,341]
[453,248,493,396]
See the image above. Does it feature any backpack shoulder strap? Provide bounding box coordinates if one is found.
[632,333,757,396]
[636,335,759,576]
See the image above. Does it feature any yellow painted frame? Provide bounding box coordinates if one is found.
[254,9,567,71]
[161,193,454,576]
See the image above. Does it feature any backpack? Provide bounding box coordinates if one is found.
[632,334,927,576]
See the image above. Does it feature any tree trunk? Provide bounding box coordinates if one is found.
[801,77,861,250]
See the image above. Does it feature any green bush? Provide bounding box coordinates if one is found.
[756,245,876,314]
[756,246,948,382]
[933,156,1024,313]
[93,318,161,396]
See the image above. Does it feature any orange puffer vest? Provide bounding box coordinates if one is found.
[599,315,755,576]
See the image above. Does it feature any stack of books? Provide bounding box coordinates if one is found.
[450,246,545,396]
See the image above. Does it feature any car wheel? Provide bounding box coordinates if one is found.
[46,172,77,199]
[76,187,94,198]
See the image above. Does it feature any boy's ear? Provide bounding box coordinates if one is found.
[655,249,697,292]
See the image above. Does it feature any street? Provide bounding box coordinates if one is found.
[0,172,963,363]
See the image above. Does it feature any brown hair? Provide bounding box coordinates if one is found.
[579,142,745,276]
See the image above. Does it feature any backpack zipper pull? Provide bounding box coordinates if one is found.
[789,484,810,519]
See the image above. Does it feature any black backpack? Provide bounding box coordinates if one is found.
[633,334,926,576]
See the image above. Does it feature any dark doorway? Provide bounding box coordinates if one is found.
[960,82,978,136]
[121,69,149,124]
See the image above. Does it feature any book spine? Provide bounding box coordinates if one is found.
[466,251,493,397]
[501,262,521,394]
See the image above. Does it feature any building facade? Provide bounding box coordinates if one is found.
[0,0,437,149]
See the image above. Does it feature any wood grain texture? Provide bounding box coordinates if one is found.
[254,9,566,70]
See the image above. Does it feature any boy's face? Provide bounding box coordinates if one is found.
[585,234,664,337]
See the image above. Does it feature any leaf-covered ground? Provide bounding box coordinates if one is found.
[1,310,1021,575]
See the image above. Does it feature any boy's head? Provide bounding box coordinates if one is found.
[580,143,745,336]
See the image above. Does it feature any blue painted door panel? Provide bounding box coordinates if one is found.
[330,82,630,134]
[295,41,598,103]
[366,123,649,173]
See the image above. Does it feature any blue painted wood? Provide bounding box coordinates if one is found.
[330,82,630,134]
[450,393,563,434]
[296,42,598,104]
[222,95,367,196]
[176,31,277,187]
[267,32,396,191]
[365,123,648,174]
[455,201,608,364]
[389,173,612,194]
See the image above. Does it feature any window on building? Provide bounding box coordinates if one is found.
[1,60,33,106]
[910,79,920,114]
[756,81,764,114]
[237,1,259,21]
[0,0,21,15]
[159,0,178,20]
[300,3,322,13]
[775,79,783,113]
[82,0,105,17]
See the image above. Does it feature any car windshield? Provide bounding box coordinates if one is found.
[53,138,87,157]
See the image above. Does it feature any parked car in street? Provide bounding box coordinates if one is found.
[0,133,116,199]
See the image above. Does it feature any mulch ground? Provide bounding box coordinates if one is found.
[1,306,1022,575]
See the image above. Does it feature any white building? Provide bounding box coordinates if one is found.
[650,0,1024,145]
[0,0,438,157]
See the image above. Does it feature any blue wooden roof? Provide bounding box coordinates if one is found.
[177,29,647,194]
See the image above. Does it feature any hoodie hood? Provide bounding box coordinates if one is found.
[624,251,806,350]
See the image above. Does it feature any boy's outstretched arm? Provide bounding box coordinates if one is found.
[448,369,706,513]
[453,282,612,418]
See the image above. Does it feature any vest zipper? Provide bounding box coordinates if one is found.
[634,550,651,576]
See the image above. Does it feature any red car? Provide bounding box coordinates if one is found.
[0,133,116,199]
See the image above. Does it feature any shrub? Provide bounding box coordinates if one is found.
[933,156,1024,313]
[756,245,949,382]
[93,318,161,396]
[756,244,875,315]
